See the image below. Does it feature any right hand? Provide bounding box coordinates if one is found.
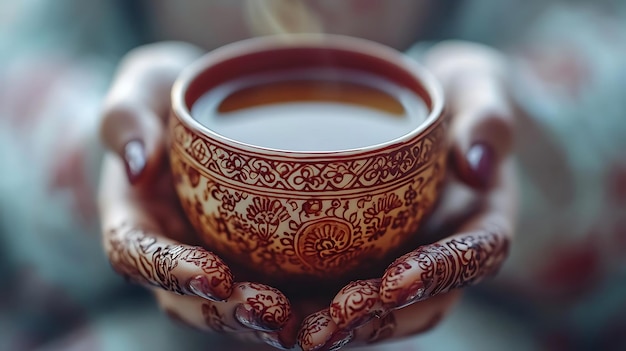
[98,42,297,349]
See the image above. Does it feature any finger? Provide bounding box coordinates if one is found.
[99,42,203,184]
[99,154,233,301]
[298,309,355,351]
[299,291,460,351]
[380,159,517,310]
[154,282,296,349]
[448,80,514,190]
[329,279,385,331]
[424,42,514,189]
[348,290,461,348]
[328,162,510,330]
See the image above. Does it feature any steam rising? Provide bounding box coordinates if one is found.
[245,0,323,36]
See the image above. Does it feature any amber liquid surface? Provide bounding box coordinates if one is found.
[191,68,428,151]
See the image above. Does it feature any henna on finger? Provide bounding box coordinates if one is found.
[155,291,239,333]
[257,308,301,350]
[155,285,296,349]
[346,290,460,349]
[329,279,386,330]
[104,221,233,301]
[298,310,354,351]
[231,282,292,332]
[380,228,509,309]
[298,291,461,351]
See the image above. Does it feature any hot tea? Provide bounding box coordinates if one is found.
[171,35,447,284]
[191,68,428,151]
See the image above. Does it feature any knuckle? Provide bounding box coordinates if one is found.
[473,111,514,157]
[100,102,140,130]
[484,111,514,137]
[98,102,144,148]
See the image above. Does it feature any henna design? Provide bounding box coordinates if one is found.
[106,222,233,300]
[235,282,291,331]
[298,310,353,351]
[330,279,384,330]
[169,115,448,280]
[380,229,510,308]
[299,311,333,350]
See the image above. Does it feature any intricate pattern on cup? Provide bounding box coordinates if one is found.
[169,35,448,282]
[169,116,447,281]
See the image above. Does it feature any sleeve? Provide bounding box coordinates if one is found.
[0,1,145,349]
[404,3,626,349]
[487,2,626,344]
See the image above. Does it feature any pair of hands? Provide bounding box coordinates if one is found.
[98,41,517,350]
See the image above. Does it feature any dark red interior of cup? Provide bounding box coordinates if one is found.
[183,44,433,113]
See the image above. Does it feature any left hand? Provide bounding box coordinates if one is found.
[296,41,519,350]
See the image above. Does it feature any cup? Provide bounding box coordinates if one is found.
[169,34,448,285]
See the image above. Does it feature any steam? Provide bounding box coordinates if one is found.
[245,0,323,37]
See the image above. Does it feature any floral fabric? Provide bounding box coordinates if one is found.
[0,1,625,350]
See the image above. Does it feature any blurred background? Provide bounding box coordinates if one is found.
[0,0,625,350]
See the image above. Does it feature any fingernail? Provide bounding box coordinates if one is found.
[123,139,146,184]
[235,303,281,332]
[187,275,222,301]
[465,142,495,189]
[395,280,426,309]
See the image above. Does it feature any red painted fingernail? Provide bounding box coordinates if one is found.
[235,303,281,332]
[123,139,146,184]
[465,142,495,189]
[187,275,222,301]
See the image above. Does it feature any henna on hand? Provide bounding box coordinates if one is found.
[232,282,292,332]
[298,310,354,351]
[380,228,510,309]
[375,159,517,311]
[155,283,296,349]
[329,279,385,330]
[297,290,461,351]
[104,221,234,301]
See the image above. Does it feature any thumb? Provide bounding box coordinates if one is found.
[424,41,514,189]
[99,42,203,184]
[448,74,514,189]
[100,103,165,185]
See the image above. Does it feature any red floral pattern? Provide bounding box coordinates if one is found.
[169,114,448,281]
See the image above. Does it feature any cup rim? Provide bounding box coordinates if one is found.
[171,34,445,157]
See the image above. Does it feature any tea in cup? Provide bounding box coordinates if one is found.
[169,34,448,284]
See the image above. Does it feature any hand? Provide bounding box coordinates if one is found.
[98,42,297,349]
[296,41,518,350]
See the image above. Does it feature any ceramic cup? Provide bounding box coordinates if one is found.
[169,34,448,284]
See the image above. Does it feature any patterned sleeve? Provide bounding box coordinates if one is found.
[403,3,626,350]
[0,1,152,350]
[490,3,626,347]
